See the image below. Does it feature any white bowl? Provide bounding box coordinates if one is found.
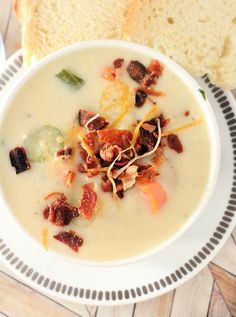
[0,40,220,267]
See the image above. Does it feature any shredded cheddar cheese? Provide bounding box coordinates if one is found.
[100,80,134,127]
[130,106,158,147]
[42,228,48,250]
[161,119,202,137]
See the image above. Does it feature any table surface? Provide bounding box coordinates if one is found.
[0,1,236,316]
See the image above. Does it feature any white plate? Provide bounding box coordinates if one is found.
[0,50,235,305]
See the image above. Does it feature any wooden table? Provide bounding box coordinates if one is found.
[0,2,236,316]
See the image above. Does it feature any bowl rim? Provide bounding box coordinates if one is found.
[0,39,221,267]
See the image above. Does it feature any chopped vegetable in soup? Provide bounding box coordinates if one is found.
[0,47,211,261]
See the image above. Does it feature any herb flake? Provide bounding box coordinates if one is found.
[199,89,206,100]
[56,69,84,88]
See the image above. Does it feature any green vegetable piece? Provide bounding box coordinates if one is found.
[199,89,206,100]
[56,69,84,88]
[24,126,64,162]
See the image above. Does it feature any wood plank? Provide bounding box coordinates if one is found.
[4,10,21,58]
[96,304,134,317]
[0,271,86,317]
[208,282,231,317]
[209,262,236,316]
[0,0,12,38]
[211,235,236,275]
[0,263,89,317]
[86,305,98,317]
[232,226,236,244]
[170,267,213,317]
[0,312,9,317]
[134,290,175,317]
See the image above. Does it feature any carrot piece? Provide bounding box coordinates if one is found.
[65,171,76,187]
[137,180,166,213]
[103,66,116,81]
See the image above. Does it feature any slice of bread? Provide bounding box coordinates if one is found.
[123,0,236,89]
[14,0,236,89]
[14,0,130,64]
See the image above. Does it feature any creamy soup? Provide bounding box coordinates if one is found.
[0,46,211,262]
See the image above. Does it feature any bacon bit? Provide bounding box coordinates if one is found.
[136,180,166,213]
[101,176,113,192]
[135,89,147,107]
[56,147,73,159]
[116,190,124,199]
[78,156,101,177]
[140,86,165,97]
[137,165,158,181]
[42,228,48,250]
[65,171,76,187]
[141,122,156,133]
[44,192,67,201]
[97,129,133,149]
[141,73,157,87]
[159,114,171,128]
[44,198,79,226]
[103,66,116,81]
[54,230,83,252]
[79,183,97,219]
[152,146,165,167]
[87,116,108,131]
[114,159,130,167]
[184,111,190,116]
[83,131,98,154]
[113,58,124,68]
[127,60,147,83]
[9,147,31,174]
[161,119,202,137]
[78,109,95,127]
[167,134,183,153]
[78,110,108,131]
[119,165,138,191]
[147,59,163,78]
[138,127,158,151]
[100,144,121,162]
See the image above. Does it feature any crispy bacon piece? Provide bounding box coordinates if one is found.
[54,231,83,252]
[137,165,158,181]
[83,131,99,153]
[78,110,108,131]
[147,59,163,78]
[56,147,73,159]
[135,89,147,107]
[152,146,164,167]
[9,147,31,174]
[113,58,124,68]
[44,198,79,226]
[127,61,147,83]
[97,129,132,149]
[158,113,170,128]
[140,86,165,97]
[138,127,158,151]
[167,134,183,153]
[140,60,163,88]
[100,144,121,162]
[101,176,113,192]
[119,165,138,191]
[78,110,94,126]
[79,183,97,219]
